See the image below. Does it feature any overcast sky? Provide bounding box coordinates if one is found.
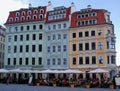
[0,0,120,65]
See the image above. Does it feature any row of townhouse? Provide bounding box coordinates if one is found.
[4,2,116,79]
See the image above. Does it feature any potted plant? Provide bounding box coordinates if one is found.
[109,81,114,89]
[85,82,91,88]
[69,81,75,88]
[35,79,40,86]
[52,80,56,87]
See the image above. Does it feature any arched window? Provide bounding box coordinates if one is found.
[16,12,20,16]
[39,14,44,19]
[34,10,38,14]
[21,16,25,21]
[27,16,31,20]
[40,9,44,13]
[33,15,37,20]
[15,17,19,21]
[21,11,26,15]
[27,10,31,15]
[9,17,13,22]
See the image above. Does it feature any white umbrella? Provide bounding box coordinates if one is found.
[0,69,9,73]
[89,68,109,73]
[62,69,83,74]
[40,69,53,73]
[9,69,23,73]
[22,69,33,73]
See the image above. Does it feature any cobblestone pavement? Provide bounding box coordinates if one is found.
[0,84,119,91]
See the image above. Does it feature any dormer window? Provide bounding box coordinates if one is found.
[15,17,19,21]
[40,9,44,13]
[34,10,38,14]
[33,15,37,20]
[27,16,31,20]
[16,12,20,16]
[21,16,25,21]
[9,17,13,22]
[27,10,31,15]
[21,11,26,15]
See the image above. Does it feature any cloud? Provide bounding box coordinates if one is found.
[0,0,29,25]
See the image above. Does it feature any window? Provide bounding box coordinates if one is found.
[79,57,83,64]
[20,35,23,41]
[39,44,42,52]
[107,56,109,64]
[27,11,31,15]
[22,11,26,15]
[26,58,29,65]
[79,43,83,51]
[32,45,35,52]
[20,45,23,52]
[39,25,43,29]
[14,46,17,53]
[63,45,67,52]
[13,58,16,65]
[92,56,96,64]
[86,57,89,64]
[34,10,38,14]
[52,58,56,65]
[58,45,61,52]
[47,47,50,52]
[48,36,51,40]
[27,16,31,20]
[38,57,42,65]
[32,34,36,40]
[14,35,17,41]
[98,30,102,36]
[111,55,116,64]
[53,34,56,40]
[33,25,36,30]
[58,58,61,65]
[8,35,11,42]
[53,25,56,29]
[8,46,11,53]
[8,58,10,65]
[72,44,76,51]
[91,42,96,50]
[99,56,104,64]
[32,58,35,65]
[21,16,25,21]
[26,34,29,41]
[20,26,24,31]
[47,59,50,65]
[58,34,61,39]
[111,40,115,49]
[85,43,89,50]
[48,25,51,30]
[91,31,95,36]
[63,23,66,28]
[63,34,67,39]
[93,19,97,24]
[79,32,82,37]
[26,45,29,52]
[53,46,56,52]
[39,34,42,40]
[73,57,76,65]
[58,24,61,29]
[33,15,37,20]
[98,42,103,50]
[19,58,22,65]
[85,31,89,37]
[40,9,44,13]
[107,30,110,34]
[26,26,30,30]
[63,58,67,65]
[72,33,76,38]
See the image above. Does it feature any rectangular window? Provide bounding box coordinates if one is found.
[58,58,61,65]
[63,23,66,28]
[26,58,29,65]
[73,57,76,65]
[58,34,61,40]
[53,34,56,40]
[20,35,23,41]
[8,36,11,42]
[38,57,42,65]
[20,45,23,52]
[98,30,102,36]
[53,46,56,52]
[14,35,17,41]
[58,45,61,52]
[72,44,76,51]
[33,25,36,30]
[72,33,76,38]
[52,58,55,65]
[79,43,83,51]
[39,34,42,40]
[91,31,95,36]
[107,56,109,64]
[8,46,11,53]
[48,36,51,40]
[53,25,56,29]
[79,57,83,64]
[39,44,42,52]
[47,46,50,52]
[47,59,50,65]
[32,58,35,65]
[111,55,115,64]
[26,26,30,30]
[39,25,43,29]
[19,58,22,65]
[85,31,89,37]
[86,57,89,64]
[85,43,89,50]
[79,32,82,37]
[32,45,35,52]
[58,24,61,29]
[63,58,67,65]
[15,27,18,32]
[98,42,103,50]
[20,26,24,31]
[26,34,29,41]
[26,45,29,52]
[32,34,36,40]
[92,56,96,64]
[91,42,96,50]
[48,25,51,30]
[8,58,10,65]
[13,58,16,65]
[63,34,67,39]
[99,56,104,64]
[14,46,17,53]
[63,45,67,52]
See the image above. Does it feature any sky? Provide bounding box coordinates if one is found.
[0,0,120,65]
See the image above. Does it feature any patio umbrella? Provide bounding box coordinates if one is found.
[89,68,109,73]
[9,69,23,73]
[62,69,84,74]
[0,69,9,73]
